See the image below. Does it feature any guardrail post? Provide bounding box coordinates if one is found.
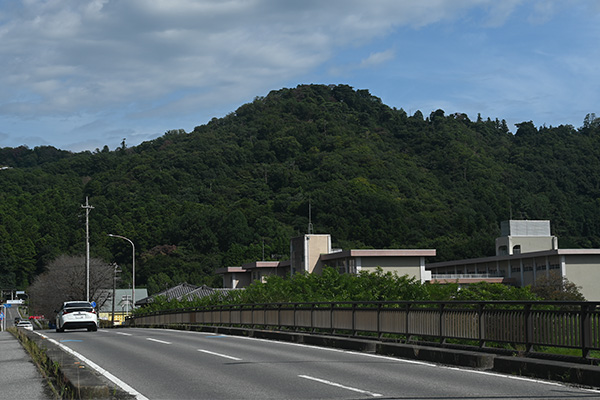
[525,304,533,353]
[310,303,315,333]
[377,303,382,339]
[405,303,411,342]
[478,303,485,348]
[439,303,445,344]
[352,303,357,336]
[581,303,591,359]
[330,303,335,334]
[294,303,298,332]
[277,303,281,330]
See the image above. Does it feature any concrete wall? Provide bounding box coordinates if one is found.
[496,236,557,256]
[563,255,600,301]
[291,234,331,274]
[359,256,421,279]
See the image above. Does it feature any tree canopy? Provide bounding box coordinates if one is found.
[1,84,600,293]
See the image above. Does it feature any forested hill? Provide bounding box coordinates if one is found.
[1,84,600,292]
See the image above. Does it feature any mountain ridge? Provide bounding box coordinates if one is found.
[1,84,599,291]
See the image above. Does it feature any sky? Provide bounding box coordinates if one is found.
[0,0,599,152]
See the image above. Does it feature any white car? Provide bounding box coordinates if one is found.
[55,301,98,332]
[16,320,34,331]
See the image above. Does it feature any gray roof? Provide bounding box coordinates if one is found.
[183,285,238,301]
[136,283,239,305]
[136,282,198,305]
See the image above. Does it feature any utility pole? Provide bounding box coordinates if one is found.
[81,197,94,302]
[111,264,120,326]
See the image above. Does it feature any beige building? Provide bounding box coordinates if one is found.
[218,233,435,288]
[427,220,600,301]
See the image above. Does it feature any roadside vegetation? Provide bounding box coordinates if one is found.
[134,267,584,314]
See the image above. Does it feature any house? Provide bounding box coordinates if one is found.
[426,220,600,301]
[217,233,435,288]
[98,288,148,325]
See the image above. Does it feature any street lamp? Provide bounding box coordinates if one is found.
[108,234,135,314]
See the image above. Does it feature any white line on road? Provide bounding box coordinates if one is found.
[35,332,148,400]
[146,337,171,344]
[198,349,242,361]
[299,375,383,397]
[115,332,132,336]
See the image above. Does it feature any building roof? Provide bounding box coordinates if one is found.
[183,285,238,301]
[136,283,239,305]
[321,249,436,261]
[427,248,600,268]
[136,282,198,305]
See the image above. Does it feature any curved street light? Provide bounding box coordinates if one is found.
[108,234,135,313]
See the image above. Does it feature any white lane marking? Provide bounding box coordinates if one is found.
[198,349,242,361]
[146,337,171,345]
[234,335,600,394]
[116,332,132,336]
[299,375,382,397]
[34,332,148,400]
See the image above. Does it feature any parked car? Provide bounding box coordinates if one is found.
[55,301,98,332]
[16,320,34,331]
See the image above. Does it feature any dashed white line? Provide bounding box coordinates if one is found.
[299,375,383,397]
[198,349,242,361]
[146,337,171,345]
[116,332,132,336]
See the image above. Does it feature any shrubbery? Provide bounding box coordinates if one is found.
[135,268,541,314]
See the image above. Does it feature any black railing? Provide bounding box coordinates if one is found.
[127,301,600,359]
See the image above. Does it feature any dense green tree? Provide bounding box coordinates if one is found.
[1,84,600,292]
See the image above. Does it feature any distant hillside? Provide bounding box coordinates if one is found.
[1,84,599,292]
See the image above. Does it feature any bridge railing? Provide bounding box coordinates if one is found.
[127,301,600,359]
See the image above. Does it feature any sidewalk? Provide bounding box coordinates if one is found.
[0,331,52,399]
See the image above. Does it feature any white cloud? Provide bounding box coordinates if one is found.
[0,0,596,150]
[0,0,511,119]
[359,49,396,69]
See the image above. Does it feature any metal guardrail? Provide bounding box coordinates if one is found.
[127,301,600,358]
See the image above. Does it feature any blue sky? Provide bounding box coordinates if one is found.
[0,0,598,152]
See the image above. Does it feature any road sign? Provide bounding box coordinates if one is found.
[3,304,11,308]
[0,312,4,320]
[91,301,97,308]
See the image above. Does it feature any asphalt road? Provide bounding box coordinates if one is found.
[36,327,600,400]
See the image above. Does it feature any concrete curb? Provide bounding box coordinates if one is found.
[494,355,600,388]
[377,342,495,369]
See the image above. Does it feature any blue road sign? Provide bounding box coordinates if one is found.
[3,304,11,308]
[91,301,97,308]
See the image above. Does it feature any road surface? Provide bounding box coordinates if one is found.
[40,327,600,400]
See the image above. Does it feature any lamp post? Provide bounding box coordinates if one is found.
[108,234,135,314]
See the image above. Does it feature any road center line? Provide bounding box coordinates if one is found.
[146,337,171,344]
[299,375,382,397]
[198,349,242,361]
[116,332,132,336]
